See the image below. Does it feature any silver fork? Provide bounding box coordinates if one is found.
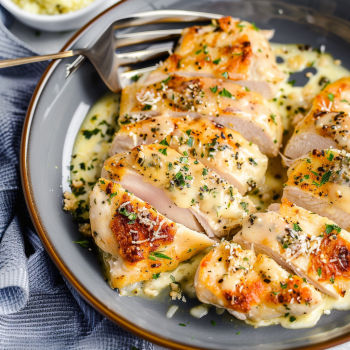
[0,10,222,92]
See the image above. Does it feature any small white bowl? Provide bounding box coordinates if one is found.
[1,0,119,32]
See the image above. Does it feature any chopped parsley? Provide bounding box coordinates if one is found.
[280,282,287,289]
[330,277,335,284]
[219,88,232,98]
[290,316,296,322]
[149,251,172,260]
[313,170,332,187]
[325,223,341,234]
[83,128,101,139]
[288,80,296,86]
[293,223,302,232]
[179,324,186,327]
[107,192,117,204]
[213,58,221,64]
[251,22,259,31]
[317,267,322,277]
[210,86,218,93]
[187,137,194,147]
[162,76,171,84]
[131,74,140,82]
[152,273,160,279]
[73,237,90,249]
[222,71,228,79]
[202,168,208,176]
[249,157,258,166]
[240,202,249,213]
[159,148,168,156]
[327,152,334,161]
[142,104,152,111]
[328,93,334,102]
[119,207,137,224]
[159,138,169,146]
[211,320,216,326]
[270,114,277,125]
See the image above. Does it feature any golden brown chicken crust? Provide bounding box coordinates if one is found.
[110,194,176,264]
[198,247,313,314]
[310,235,350,296]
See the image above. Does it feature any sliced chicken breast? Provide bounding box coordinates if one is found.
[110,116,268,194]
[119,75,283,156]
[285,77,350,160]
[145,16,284,99]
[283,149,350,231]
[90,179,214,289]
[102,144,255,237]
[235,198,350,299]
[195,241,322,321]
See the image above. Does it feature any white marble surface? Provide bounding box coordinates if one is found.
[7,15,350,350]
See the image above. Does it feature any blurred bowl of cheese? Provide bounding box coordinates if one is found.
[1,0,119,32]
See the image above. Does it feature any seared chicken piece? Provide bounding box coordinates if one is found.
[119,75,283,156]
[102,144,255,237]
[285,78,350,159]
[110,116,268,194]
[146,16,284,99]
[195,241,322,321]
[235,199,350,299]
[283,149,350,231]
[90,179,214,289]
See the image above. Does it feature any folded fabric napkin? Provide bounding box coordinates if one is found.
[0,6,153,350]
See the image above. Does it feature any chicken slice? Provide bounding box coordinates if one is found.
[110,116,268,194]
[235,198,350,299]
[283,149,350,231]
[285,78,350,160]
[119,75,282,156]
[102,144,255,237]
[145,16,284,99]
[90,179,214,289]
[194,241,322,321]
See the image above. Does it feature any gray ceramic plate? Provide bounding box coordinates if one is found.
[21,0,350,349]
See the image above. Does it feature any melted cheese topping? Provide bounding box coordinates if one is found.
[195,241,322,322]
[286,149,350,215]
[111,116,268,194]
[104,144,255,237]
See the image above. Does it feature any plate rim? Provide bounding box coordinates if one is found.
[18,1,350,349]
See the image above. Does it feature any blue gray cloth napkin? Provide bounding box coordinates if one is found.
[0,6,153,350]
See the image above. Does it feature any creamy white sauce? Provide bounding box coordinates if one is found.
[68,92,120,222]
[69,44,350,330]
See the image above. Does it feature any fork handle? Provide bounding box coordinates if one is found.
[0,50,82,68]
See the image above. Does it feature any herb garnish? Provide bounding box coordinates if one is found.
[219,88,232,98]
[159,148,168,156]
[159,138,169,146]
[73,237,90,249]
[270,114,277,125]
[149,251,172,261]
[325,223,341,234]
